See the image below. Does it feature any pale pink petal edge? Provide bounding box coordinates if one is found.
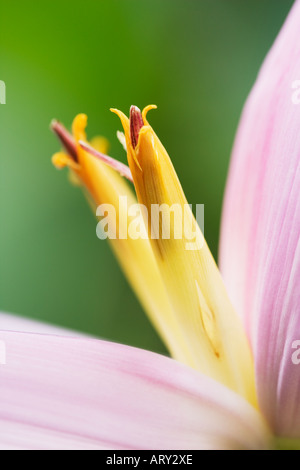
[0,327,270,450]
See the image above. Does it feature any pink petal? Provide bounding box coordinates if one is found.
[0,312,84,336]
[219,0,300,437]
[0,331,269,449]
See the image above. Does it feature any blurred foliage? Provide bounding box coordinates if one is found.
[0,0,294,355]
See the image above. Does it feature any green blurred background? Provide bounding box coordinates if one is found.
[0,0,294,355]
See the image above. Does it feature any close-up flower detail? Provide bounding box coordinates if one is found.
[0,0,299,451]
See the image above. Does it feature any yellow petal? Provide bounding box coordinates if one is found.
[51,115,197,366]
[52,152,80,171]
[114,105,257,406]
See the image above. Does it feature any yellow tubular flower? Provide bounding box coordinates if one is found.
[111,105,257,406]
[51,115,197,366]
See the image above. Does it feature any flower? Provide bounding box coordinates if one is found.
[219,0,300,440]
[52,106,256,406]
[1,0,300,450]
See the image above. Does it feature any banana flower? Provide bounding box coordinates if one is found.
[1,0,300,450]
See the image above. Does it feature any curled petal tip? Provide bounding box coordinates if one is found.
[142,104,157,124]
[52,152,80,171]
